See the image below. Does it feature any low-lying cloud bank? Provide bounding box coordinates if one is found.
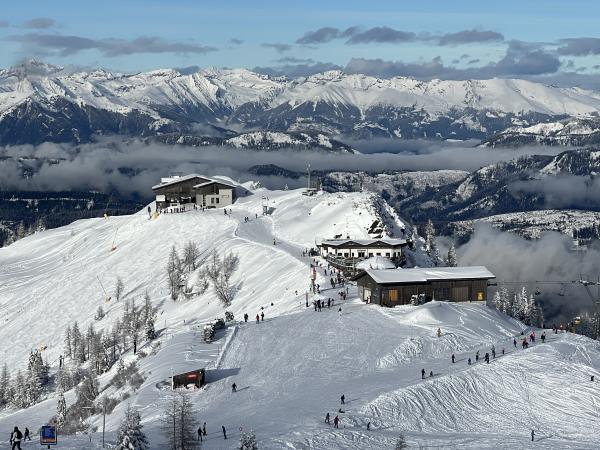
[459,224,600,321]
[0,138,571,197]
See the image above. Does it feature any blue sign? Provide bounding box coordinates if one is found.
[40,426,57,445]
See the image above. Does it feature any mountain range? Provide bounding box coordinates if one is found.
[2,60,600,146]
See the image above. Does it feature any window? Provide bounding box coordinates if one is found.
[389,289,398,302]
[215,197,220,204]
[385,252,390,256]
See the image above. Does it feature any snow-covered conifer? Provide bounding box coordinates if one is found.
[116,404,149,450]
[239,430,258,449]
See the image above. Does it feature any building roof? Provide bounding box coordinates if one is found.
[363,266,495,284]
[356,256,396,270]
[319,238,408,248]
[152,174,210,191]
[193,179,237,189]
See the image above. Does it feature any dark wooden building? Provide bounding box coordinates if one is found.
[152,174,236,210]
[353,266,495,306]
[172,368,205,390]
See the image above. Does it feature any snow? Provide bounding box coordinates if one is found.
[320,238,407,247]
[0,186,599,449]
[355,256,396,270]
[365,266,495,284]
[2,63,600,121]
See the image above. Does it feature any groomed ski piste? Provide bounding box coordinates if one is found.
[1,183,599,449]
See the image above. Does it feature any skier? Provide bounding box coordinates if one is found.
[232,382,237,393]
[314,301,317,312]
[244,313,248,323]
[531,429,535,441]
[23,428,30,441]
[476,350,480,362]
[222,425,227,440]
[273,238,276,245]
[541,332,546,343]
[325,412,330,424]
[367,421,371,431]
[468,357,472,365]
[333,416,339,429]
[261,311,264,321]
[491,346,496,359]
[203,423,207,436]
[147,205,151,219]
[256,314,260,324]
[197,426,203,442]
[10,427,22,450]
[338,307,342,317]
[502,348,505,355]
[513,337,517,348]
[485,353,490,364]
[341,394,345,405]
[327,298,331,308]
[451,354,455,364]
[421,368,426,379]
[437,328,442,338]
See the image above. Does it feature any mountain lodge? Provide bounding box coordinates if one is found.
[152,174,236,210]
[353,266,495,306]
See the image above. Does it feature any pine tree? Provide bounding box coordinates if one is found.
[11,370,27,409]
[239,430,258,449]
[56,391,68,427]
[64,325,73,359]
[395,432,408,450]
[115,276,125,301]
[446,244,457,267]
[424,219,439,264]
[116,404,149,450]
[0,364,8,407]
[145,315,156,341]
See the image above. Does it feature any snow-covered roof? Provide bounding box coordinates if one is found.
[364,266,495,284]
[193,179,237,189]
[319,238,408,247]
[356,256,396,270]
[151,174,210,190]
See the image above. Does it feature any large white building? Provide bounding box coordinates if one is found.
[317,238,408,260]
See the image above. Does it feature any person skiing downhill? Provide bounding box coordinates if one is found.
[10,427,22,450]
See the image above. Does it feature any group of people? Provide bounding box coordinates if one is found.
[313,298,333,311]
[242,311,265,323]
[196,422,229,442]
[9,427,31,450]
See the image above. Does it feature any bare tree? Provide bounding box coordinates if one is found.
[162,393,199,450]
[182,241,201,272]
[167,245,182,301]
[206,250,240,307]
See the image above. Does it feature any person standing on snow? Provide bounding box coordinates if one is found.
[513,337,517,348]
[10,427,22,450]
[222,425,227,440]
[437,328,442,338]
[491,346,496,359]
[468,357,472,365]
[197,426,203,442]
[256,314,260,324]
[325,412,330,424]
[451,354,455,364]
[531,429,535,441]
[476,351,480,362]
[421,368,426,379]
[333,416,340,429]
[232,383,237,393]
[23,428,30,441]
[261,312,264,321]
[541,332,546,343]
[244,313,248,323]
[341,394,345,405]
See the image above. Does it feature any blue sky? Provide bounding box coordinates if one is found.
[2,0,600,87]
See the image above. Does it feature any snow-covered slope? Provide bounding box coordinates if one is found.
[1,185,599,449]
